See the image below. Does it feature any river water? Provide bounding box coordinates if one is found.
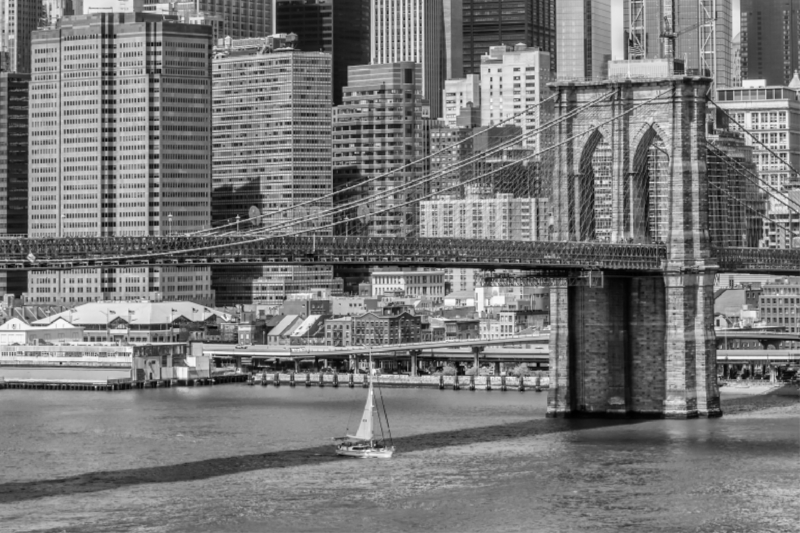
[0,384,797,533]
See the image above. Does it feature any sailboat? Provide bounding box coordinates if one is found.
[334,356,395,459]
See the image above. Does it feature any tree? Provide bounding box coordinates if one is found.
[439,363,457,376]
[510,363,531,377]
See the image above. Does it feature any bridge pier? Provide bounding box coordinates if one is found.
[471,346,483,371]
[546,75,722,419]
[547,274,720,419]
[409,350,420,377]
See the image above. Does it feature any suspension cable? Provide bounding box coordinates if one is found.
[233,90,617,238]
[39,89,673,264]
[191,93,560,236]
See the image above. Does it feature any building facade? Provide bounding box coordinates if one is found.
[759,277,800,333]
[717,81,800,248]
[420,193,546,241]
[443,0,463,80]
[0,0,42,72]
[324,316,353,347]
[28,13,214,305]
[556,0,611,79]
[0,72,28,297]
[479,44,551,150]
[442,74,479,127]
[370,0,446,118]
[624,0,733,88]
[717,82,800,192]
[211,36,341,305]
[332,62,429,238]
[462,0,555,76]
[740,0,800,86]
[370,270,445,300]
[195,0,271,40]
[352,310,421,345]
[275,0,371,105]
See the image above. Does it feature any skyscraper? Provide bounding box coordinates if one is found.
[480,44,552,150]
[557,0,611,79]
[443,0,463,79]
[370,0,446,118]
[0,72,29,296]
[0,0,43,72]
[274,0,370,105]
[740,0,800,86]
[194,0,271,40]
[28,13,214,305]
[624,0,733,88]
[462,0,556,77]
[211,36,342,305]
[332,62,429,238]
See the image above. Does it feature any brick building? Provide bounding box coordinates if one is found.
[352,311,421,346]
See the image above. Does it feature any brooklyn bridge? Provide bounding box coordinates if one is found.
[6,75,799,419]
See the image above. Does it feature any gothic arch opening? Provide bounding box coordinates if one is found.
[576,130,609,241]
[630,127,670,243]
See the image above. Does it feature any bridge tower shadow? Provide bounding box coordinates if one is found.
[547,76,721,419]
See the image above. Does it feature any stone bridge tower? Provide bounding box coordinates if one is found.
[547,76,721,418]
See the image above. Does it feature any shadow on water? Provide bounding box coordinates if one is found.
[0,417,642,504]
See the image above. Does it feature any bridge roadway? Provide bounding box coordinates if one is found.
[0,235,796,274]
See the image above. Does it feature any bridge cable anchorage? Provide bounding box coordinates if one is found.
[195,91,562,237]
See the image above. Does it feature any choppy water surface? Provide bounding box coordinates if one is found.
[0,384,797,532]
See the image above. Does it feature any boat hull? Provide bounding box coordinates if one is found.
[336,446,395,459]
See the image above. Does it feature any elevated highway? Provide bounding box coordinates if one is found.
[200,333,550,362]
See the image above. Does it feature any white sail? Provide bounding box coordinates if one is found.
[347,380,374,441]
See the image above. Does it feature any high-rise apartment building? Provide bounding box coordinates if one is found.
[370,0,446,118]
[28,13,214,305]
[480,44,552,150]
[0,0,42,72]
[275,0,370,105]
[429,124,520,198]
[420,193,546,241]
[442,74,480,128]
[624,0,732,88]
[332,62,429,238]
[211,36,341,305]
[557,0,611,79]
[420,191,547,294]
[462,0,555,77]
[740,0,800,86]
[0,72,29,296]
